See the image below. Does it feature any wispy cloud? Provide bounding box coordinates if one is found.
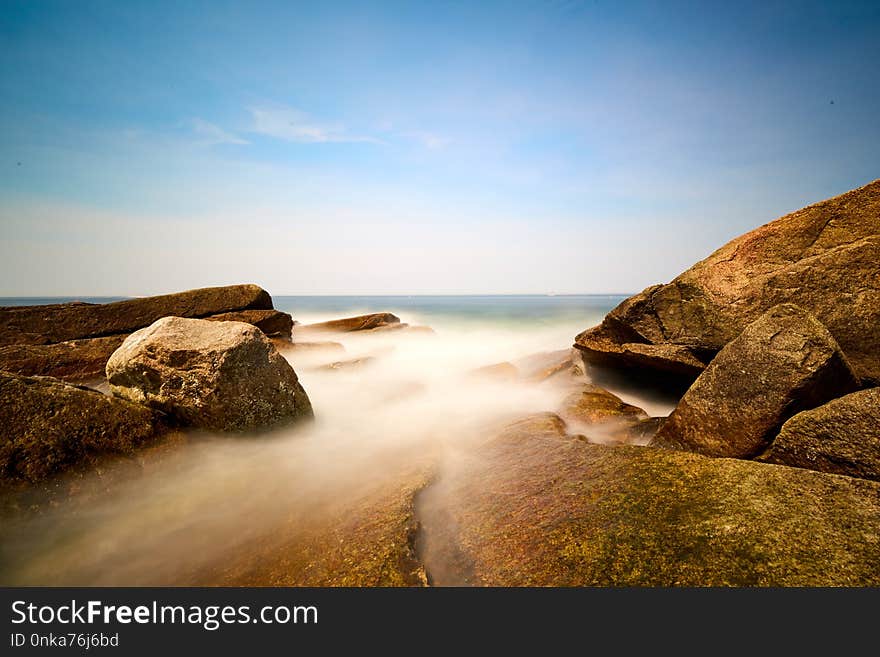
[191,118,249,145]
[399,131,451,150]
[249,106,381,144]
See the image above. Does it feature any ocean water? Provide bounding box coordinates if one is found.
[1,294,625,329]
[274,294,625,329]
[2,293,675,586]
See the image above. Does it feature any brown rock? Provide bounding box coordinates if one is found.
[759,388,880,481]
[106,317,313,432]
[558,384,648,425]
[0,284,273,346]
[315,356,376,372]
[651,304,860,458]
[194,460,433,586]
[300,313,401,333]
[0,372,163,483]
[574,180,880,384]
[467,362,519,382]
[556,384,652,445]
[0,335,126,380]
[416,421,880,586]
[517,349,585,383]
[281,341,346,353]
[204,309,294,339]
[575,323,708,379]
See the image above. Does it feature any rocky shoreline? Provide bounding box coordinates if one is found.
[1,179,878,586]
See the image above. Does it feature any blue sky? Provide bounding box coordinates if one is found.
[1,0,878,295]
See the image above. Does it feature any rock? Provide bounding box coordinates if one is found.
[106,317,313,432]
[630,416,666,442]
[468,362,519,381]
[204,310,293,339]
[651,304,860,458]
[397,325,435,335]
[575,324,709,379]
[416,421,880,585]
[759,388,880,481]
[300,313,401,333]
[492,413,571,444]
[558,384,648,424]
[0,284,273,346]
[516,349,585,383]
[281,341,346,353]
[574,180,880,385]
[0,335,126,380]
[0,372,163,483]
[557,384,650,444]
[315,356,376,372]
[192,460,433,586]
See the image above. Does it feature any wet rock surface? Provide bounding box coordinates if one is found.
[417,417,880,586]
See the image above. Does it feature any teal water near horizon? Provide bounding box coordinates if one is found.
[0,294,626,332]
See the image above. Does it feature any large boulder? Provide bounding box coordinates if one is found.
[0,372,163,483]
[0,284,273,346]
[0,335,126,380]
[651,304,860,458]
[759,388,880,481]
[106,317,313,432]
[415,416,880,586]
[575,180,880,384]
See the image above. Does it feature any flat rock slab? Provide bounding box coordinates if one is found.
[760,387,880,481]
[0,335,126,380]
[299,313,401,333]
[204,309,294,339]
[652,304,859,458]
[575,325,708,379]
[0,284,272,346]
[418,418,880,586]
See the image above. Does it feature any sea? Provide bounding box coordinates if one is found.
[0,294,626,330]
[3,293,670,586]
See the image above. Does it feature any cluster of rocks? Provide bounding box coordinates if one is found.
[0,284,294,381]
[0,285,312,484]
[575,179,880,386]
[412,179,880,586]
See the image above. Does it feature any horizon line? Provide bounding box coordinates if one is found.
[0,292,636,299]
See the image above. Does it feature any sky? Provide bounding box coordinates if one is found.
[1,0,878,296]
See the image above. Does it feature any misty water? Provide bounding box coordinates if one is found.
[0,295,678,585]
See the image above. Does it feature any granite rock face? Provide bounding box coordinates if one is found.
[575,180,880,384]
[0,372,163,483]
[416,416,880,586]
[651,304,860,458]
[760,387,880,481]
[106,317,313,432]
